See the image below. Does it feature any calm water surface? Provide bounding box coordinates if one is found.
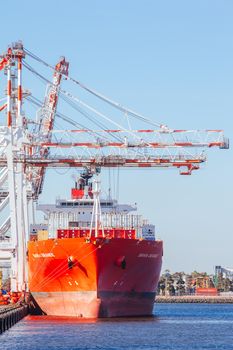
[1,304,233,350]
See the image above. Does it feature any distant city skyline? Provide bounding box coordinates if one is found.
[1,0,232,273]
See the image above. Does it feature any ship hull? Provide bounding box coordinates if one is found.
[28,237,163,318]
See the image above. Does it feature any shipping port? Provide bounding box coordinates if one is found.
[0,41,229,319]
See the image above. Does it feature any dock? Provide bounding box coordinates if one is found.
[156,296,233,303]
[0,303,28,334]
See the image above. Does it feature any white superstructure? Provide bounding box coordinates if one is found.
[34,171,156,240]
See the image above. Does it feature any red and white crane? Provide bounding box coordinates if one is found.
[0,42,228,292]
[31,56,69,199]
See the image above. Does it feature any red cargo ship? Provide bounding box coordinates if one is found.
[28,170,163,317]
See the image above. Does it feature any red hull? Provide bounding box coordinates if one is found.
[28,237,163,317]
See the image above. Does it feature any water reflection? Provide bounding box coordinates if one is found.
[1,304,233,350]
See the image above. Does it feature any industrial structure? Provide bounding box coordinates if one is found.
[0,41,228,293]
[215,266,233,280]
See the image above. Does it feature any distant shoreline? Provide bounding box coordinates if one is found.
[156,296,233,304]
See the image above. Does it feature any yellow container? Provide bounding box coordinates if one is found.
[37,230,48,241]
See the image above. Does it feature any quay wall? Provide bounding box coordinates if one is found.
[156,296,233,303]
[0,303,28,334]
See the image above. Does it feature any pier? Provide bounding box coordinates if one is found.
[0,303,28,334]
[156,296,233,304]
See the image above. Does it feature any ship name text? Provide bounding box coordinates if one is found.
[32,253,55,258]
[138,253,158,258]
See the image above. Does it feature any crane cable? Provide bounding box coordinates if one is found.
[23,62,154,149]
[23,62,200,159]
[59,94,123,142]
[23,62,128,143]
[26,95,155,160]
[27,94,123,144]
[24,48,164,128]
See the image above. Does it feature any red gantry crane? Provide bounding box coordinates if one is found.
[0,42,228,292]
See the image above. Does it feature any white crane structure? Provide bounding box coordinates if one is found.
[215,266,233,280]
[0,41,229,292]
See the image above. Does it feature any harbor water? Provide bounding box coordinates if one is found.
[1,303,233,350]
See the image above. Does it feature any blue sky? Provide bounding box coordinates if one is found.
[1,0,232,273]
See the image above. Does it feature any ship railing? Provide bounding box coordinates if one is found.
[56,228,138,240]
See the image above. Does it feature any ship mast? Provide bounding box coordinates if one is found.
[89,168,104,238]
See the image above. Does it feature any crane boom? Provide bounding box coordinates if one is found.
[31,57,69,199]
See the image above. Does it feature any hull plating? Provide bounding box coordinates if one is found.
[28,237,163,317]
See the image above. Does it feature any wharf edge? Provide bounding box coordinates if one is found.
[156,296,233,303]
[0,303,28,334]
